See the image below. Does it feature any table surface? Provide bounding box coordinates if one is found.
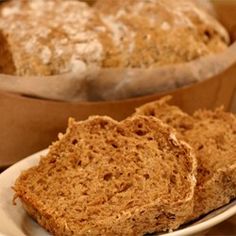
[205,215,236,235]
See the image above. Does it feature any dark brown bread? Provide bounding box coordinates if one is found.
[135,97,236,221]
[14,115,196,235]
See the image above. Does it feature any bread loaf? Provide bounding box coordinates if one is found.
[14,115,196,235]
[0,0,229,76]
[135,97,236,221]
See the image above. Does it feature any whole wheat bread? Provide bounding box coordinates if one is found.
[14,115,196,235]
[135,97,236,221]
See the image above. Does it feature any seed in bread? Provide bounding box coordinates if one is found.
[135,97,236,221]
[13,115,196,235]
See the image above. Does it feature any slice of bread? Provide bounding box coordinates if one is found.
[135,97,236,221]
[13,116,196,235]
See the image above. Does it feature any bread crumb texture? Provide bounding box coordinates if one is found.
[0,0,229,76]
[135,97,236,221]
[14,115,196,235]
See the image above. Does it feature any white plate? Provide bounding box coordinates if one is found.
[0,149,236,236]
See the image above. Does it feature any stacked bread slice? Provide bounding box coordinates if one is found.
[135,96,236,221]
[13,97,236,235]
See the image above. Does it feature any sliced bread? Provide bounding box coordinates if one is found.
[135,97,236,221]
[14,115,196,235]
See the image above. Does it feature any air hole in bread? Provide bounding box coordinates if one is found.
[138,123,143,128]
[143,174,150,179]
[149,109,155,116]
[88,153,94,161]
[100,121,109,129]
[170,175,176,184]
[57,191,65,197]
[197,144,204,150]
[140,210,145,215]
[111,143,118,148]
[72,139,78,145]
[103,173,113,181]
[43,186,48,191]
[49,158,56,164]
[79,219,86,223]
[135,130,147,136]
[116,127,125,136]
[204,29,212,39]
[173,169,178,175]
